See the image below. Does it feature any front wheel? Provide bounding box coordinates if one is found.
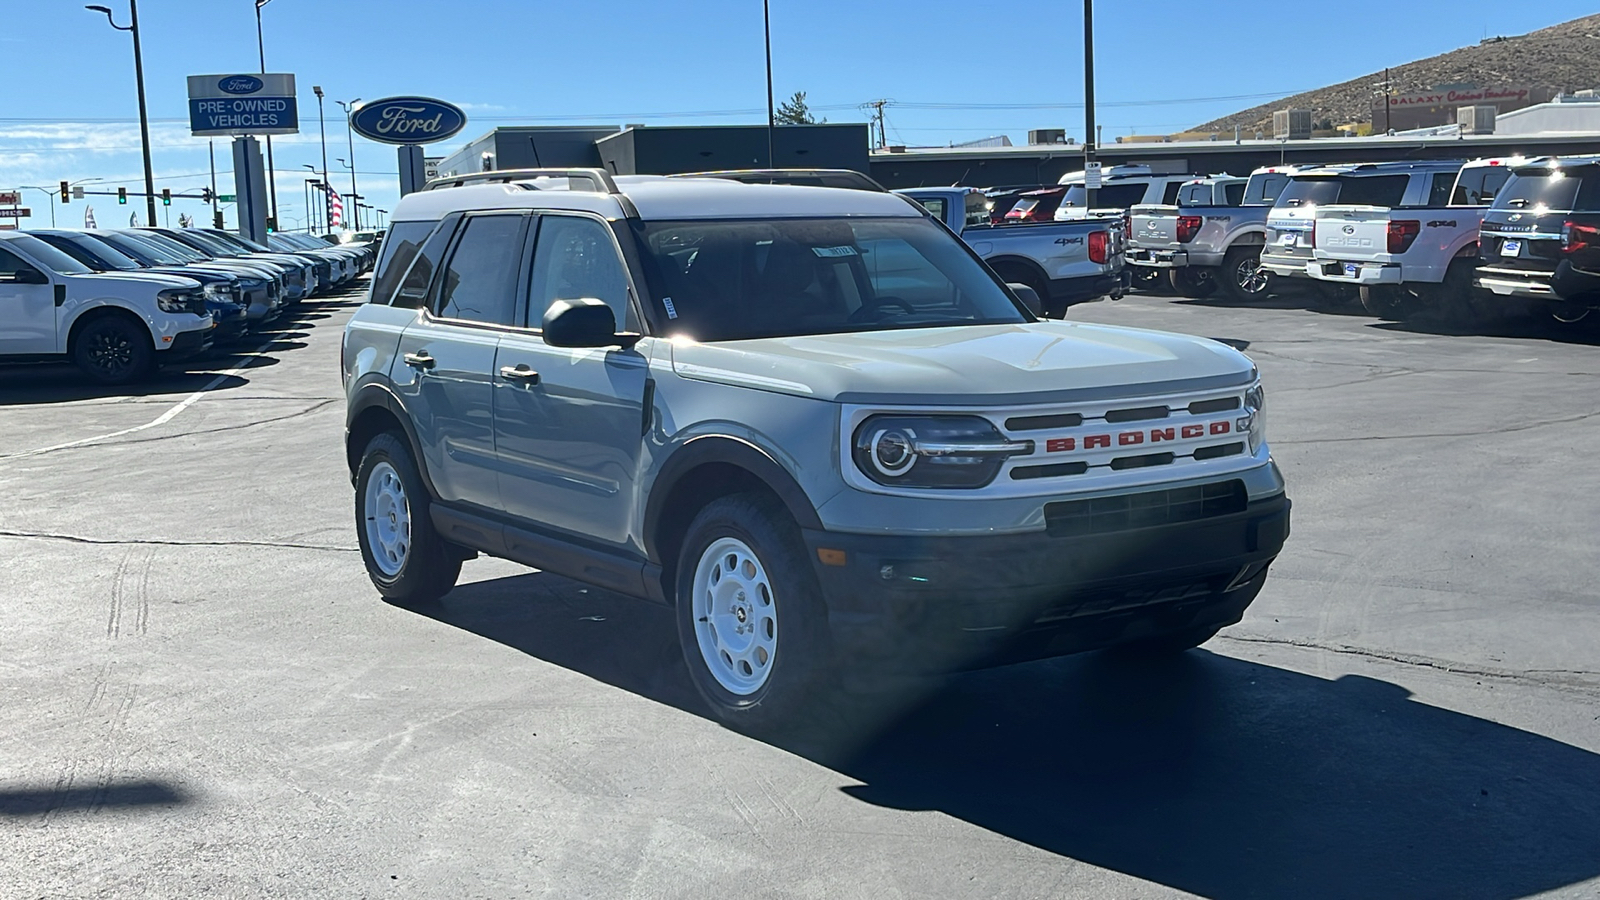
[72,314,154,385]
[675,494,836,733]
[354,432,462,608]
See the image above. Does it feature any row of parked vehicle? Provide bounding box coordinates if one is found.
[0,227,380,384]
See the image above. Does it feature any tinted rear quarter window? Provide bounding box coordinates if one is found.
[1223,182,1246,206]
[1160,181,1184,205]
[369,221,434,305]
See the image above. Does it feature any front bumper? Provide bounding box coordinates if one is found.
[804,487,1290,673]
[1308,260,1402,285]
[164,326,214,360]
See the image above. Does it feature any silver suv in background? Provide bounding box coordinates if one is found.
[342,169,1289,732]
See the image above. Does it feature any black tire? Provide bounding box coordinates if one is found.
[71,312,154,385]
[354,432,462,608]
[1167,267,1218,299]
[1219,247,1272,302]
[993,263,1058,317]
[674,493,837,733]
[1359,284,1410,319]
[1129,265,1165,292]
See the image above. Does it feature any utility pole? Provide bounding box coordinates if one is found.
[862,100,890,150]
[255,0,278,226]
[314,86,331,227]
[1082,0,1098,211]
[87,1,158,226]
[336,99,361,230]
[763,0,775,168]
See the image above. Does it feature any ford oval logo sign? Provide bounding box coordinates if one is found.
[219,75,264,95]
[349,97,467,146]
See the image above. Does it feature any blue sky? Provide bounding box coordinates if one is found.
[1,0,1593,231]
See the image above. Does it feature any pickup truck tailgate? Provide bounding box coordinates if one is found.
[1314,205,1392,261]
[1129,204,1179,250]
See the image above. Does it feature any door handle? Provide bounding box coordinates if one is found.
[498,364,540,385]
[403,351,435,370]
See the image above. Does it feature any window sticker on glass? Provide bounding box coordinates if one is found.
[812,246,858,258]
[663,296,679,319]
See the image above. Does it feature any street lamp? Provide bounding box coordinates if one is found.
[302,164,321,233]
[313,85,331,228]
[18,179,102,228]
[86,2,157,226]
[335,98,361,229]
[254,0,279,226]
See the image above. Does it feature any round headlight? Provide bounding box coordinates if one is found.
[869,428,916,476]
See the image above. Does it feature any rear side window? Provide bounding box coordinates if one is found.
[1452,167,1512,206]
[1223,182,1246,206]
[1426,173,1456,207]
[368,221,434,305]
[433,214,527,326]
[1160,181,1184,205]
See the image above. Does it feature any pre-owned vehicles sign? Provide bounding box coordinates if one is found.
[187,74,299,136]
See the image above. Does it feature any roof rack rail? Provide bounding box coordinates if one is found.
[421,168,620,193]
[669,168,888,192]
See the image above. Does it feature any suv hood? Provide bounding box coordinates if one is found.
[668,321,1254,405]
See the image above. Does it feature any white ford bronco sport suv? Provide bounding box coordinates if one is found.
[341,168,1290,730]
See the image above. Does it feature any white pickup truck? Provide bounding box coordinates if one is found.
[1307,158,1512,318]
[1127,167,1297,300]
[1052,165,1198,221]
[1260,161,1465,304]
[896,186,1129,315]
[0,231,214,384]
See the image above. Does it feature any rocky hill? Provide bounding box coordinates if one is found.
[1192,13,1600,134]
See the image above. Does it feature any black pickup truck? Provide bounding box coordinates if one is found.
[1475,155,1600,325]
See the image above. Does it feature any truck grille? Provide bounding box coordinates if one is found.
[1044,480,1247,537]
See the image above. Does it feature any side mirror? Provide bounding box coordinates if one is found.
[4,268,49,285]
[542,298,641,349]
[1007,282,1043,317]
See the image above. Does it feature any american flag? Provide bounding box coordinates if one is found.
[322,183,343,228]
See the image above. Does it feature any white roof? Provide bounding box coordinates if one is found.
[390,175,921,224]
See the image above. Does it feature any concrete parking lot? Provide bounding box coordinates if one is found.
[2,285,1598,899]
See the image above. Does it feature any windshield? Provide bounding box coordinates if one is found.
[4,234,94,275]
[43,233,142,270]
[630,216,1027,341]
[1061,183,1148,210]
[123,230,209,261]
[206,230,270,253]
[166,230,240,256]
[1496,168,1599,212]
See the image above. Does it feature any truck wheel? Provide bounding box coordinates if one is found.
[1129,266,1164,292]
[675,493,836,733]
[72,313,154,385]
[992,264,1057,317]
[1359,285,1410,319]
[355,432,462,608]
[1167,267,1217,299]
[1220,247,1272,302]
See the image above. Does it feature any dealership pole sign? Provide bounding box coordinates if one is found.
[349,97,467,197]
[186,74,300,136]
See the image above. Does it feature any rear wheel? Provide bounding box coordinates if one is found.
[72,313,154,385]
[1220,247,1272,301]
[1359,284,1409,319]
[1129,265,1165,292]
[675,494,836,733]
[993,263,1058,317]
[1167,267,1217,299]
[355,432,462,608]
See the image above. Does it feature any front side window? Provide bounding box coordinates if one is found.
[1,235,92,275]
[631,216,1026,342]
[0,247,43,279]
[527,215,633,330]
[433,214,525,326]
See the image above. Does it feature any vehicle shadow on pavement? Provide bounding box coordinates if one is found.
[426,571,1600,900]
[0,364,253,405]
[1370,317,1600,347]
[0,778,191,818]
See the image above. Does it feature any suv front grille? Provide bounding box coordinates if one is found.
[1044,480,1247,537]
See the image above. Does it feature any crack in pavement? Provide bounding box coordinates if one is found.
[1,400,340,458]
[0,529,358,554]
[1273,408,1600,444]
[1219,633,1600,693]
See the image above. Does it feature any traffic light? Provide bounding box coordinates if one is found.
[161,188,171,206]
[265,217,277,233]
[200,187,214,203]
[117,187,127,205]
[213,211,225,229]
[60,181,70,203]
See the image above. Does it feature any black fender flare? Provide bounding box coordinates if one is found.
[642,434,824,565]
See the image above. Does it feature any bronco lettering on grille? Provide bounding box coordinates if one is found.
[1044,421,1229,453]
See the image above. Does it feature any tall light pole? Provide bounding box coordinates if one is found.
[335,98,361,229]
[254,0,279,227]
[336,158,360,232]
[313,85,332,228]
[763,0,775,167]
[86,2,157,226]
[302,165,320,233]
[1082,0,1098,211]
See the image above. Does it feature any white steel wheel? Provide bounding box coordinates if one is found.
[691,537,779,697]
[364,461,411,577]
